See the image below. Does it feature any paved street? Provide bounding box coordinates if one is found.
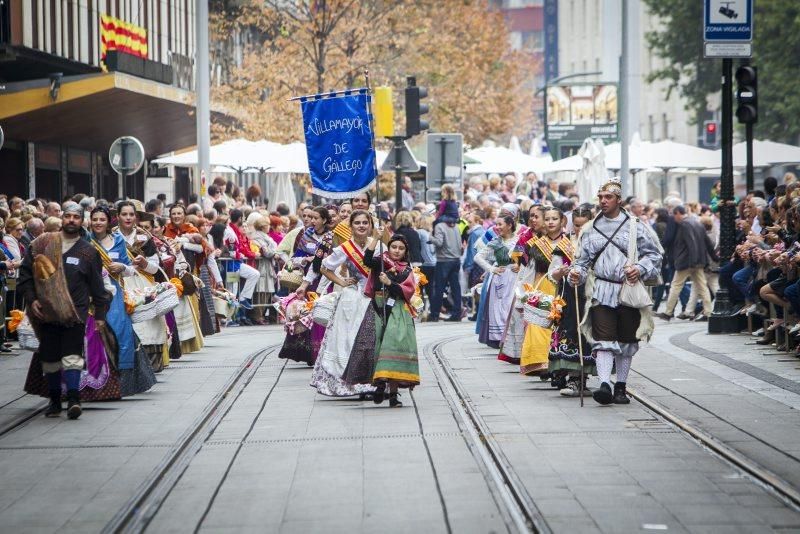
[1,320,800,534]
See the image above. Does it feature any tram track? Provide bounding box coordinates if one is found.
[430,333,800,533]
[0,394,48,439]
[423,336,552,534]
[626,369,800,509]
[102,343,285,534]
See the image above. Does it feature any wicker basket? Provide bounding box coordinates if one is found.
[311,292,340,327]
[523,303,553,328]
[17,315,39,351]
[131,286,179,323]
[278,267,304,291]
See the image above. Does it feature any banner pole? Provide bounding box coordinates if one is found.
[364,68,386,327]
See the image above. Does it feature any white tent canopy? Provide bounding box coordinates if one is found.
[464,146,552,175]
[152,139,262,171]
[728,140,800,168]
[541,138,719,174]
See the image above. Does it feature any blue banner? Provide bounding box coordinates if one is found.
[301,91,377,198]
[544,0,559,82]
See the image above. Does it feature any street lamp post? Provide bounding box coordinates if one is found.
[709,58,740,334]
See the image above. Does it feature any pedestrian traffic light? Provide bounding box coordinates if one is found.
[703,120,718,147]
[735,65,758,124]
[404,76,429,137]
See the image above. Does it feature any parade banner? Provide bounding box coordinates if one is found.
[300,90,377,198]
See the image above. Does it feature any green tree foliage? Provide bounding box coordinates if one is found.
[643,0,800,143]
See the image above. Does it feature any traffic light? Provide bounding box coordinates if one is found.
[735,65,758,124]
[404,76,429,137]
[703,120,718,147]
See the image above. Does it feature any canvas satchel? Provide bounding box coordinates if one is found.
[618,217,653,309]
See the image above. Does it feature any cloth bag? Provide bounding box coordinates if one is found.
[619,216,653,309]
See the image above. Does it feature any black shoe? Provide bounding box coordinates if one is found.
[656,312,672,321]
[756,331,776,345]
[66,390,82,420]
[444,316,462,322]
[389,392,403,408]
[45,394,62,418]
[551,375,567,389]
[593,382,614,405]
[373,383,386,404]
[613,382,630,404]
[468,314,478,321]
[694,315,709,322]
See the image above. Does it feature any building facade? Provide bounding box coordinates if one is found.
[0,0,201,201]
[556,0,700,147]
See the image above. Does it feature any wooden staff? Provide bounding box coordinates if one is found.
[574,283,585,408]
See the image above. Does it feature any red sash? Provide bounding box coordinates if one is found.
[340,240,370,278]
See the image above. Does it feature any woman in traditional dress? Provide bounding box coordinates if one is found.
[474,215,521,355]
[115,201,170,373]
[249,216,278,325]
[310,210,377,397]
[140,216,183,361]
[278,207,334,365]
[163,204,205,355]
[497,207,546,364]
[548,206,596,397]
[364,232,419,408]
[519,206,572,377]
[88,206,156,396]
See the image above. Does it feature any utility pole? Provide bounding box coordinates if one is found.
[196,0,210,199]
[619,0,630,197]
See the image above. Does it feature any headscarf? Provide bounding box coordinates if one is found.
[500,203,520,219]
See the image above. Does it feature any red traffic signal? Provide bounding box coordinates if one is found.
[703,120,718,147]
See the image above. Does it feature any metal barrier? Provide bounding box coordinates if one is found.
[216,257,276,309]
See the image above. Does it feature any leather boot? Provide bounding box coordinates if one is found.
[66,390,82,420]
[592,382,613,405]
[45,391,62,418]
[613,382,630,404]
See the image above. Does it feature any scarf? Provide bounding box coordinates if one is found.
[163,222,199,239]
[364,251,416,310]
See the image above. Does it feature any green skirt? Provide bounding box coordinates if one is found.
[373,296,420,387]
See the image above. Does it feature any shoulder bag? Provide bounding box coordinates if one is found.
[618,216,653,308]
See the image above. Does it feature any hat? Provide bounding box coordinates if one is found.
[597,178,623,198]
[129,199,154,222]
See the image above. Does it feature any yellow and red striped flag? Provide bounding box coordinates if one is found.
[100,13,148,71]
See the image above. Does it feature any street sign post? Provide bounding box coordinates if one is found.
[704,0,753,58]
[109,136,145,198]
[426,133,463,189]
[381,140,420,173]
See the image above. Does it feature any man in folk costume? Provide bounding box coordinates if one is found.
[568,178,663,405]
[223,209,260,312]
[18,204,111,419]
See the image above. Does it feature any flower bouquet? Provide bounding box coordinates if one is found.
[128,281,180,323]
[520,282,566,328]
